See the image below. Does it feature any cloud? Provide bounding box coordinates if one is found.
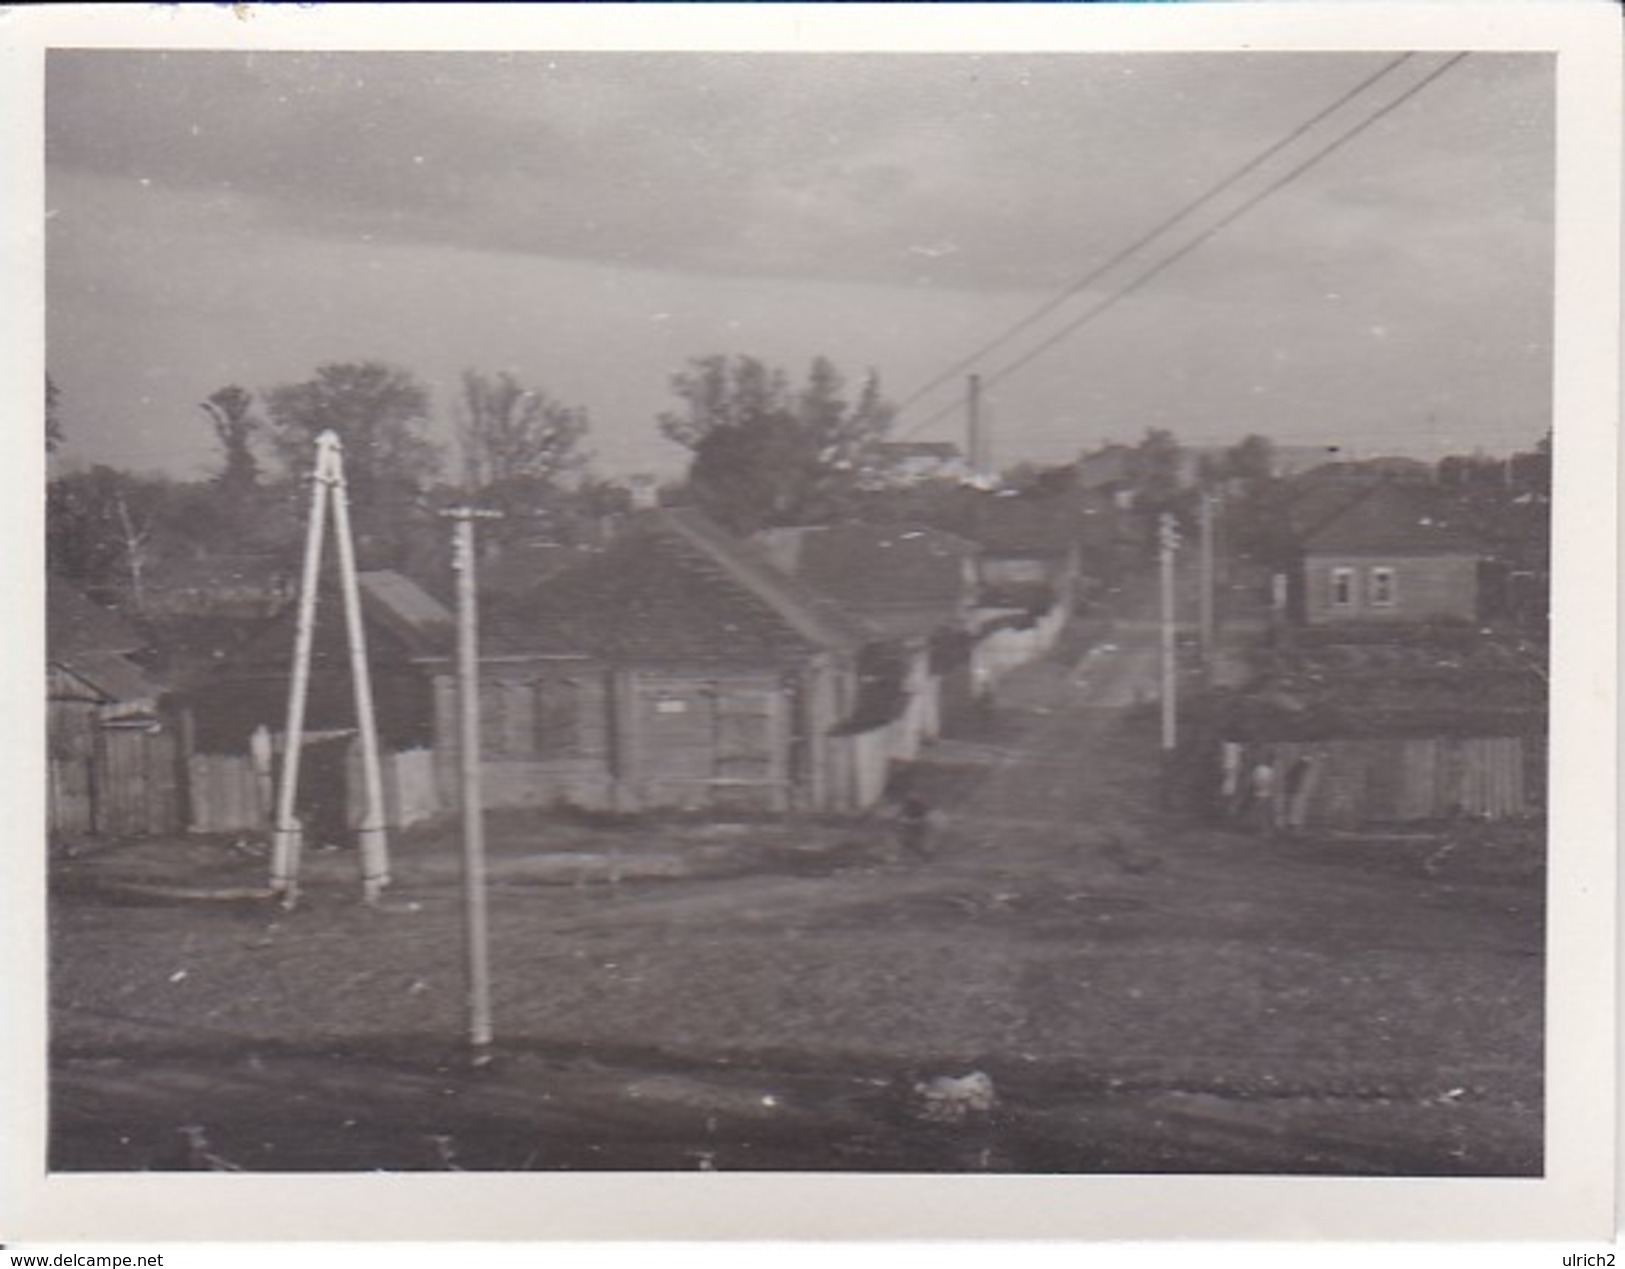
[43,49,1557,479]
[45,50,1553,294]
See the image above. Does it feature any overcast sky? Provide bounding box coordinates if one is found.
[45,48,1554,481]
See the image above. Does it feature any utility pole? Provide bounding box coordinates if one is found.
[1199,492,1216,664]
[269,437,332,901]
[1159,512,1180,752]
[269,431,390,907]
[329,445,390,903]
[445,506,501,1063]
[967,373,983,479]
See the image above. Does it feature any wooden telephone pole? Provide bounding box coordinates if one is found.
[269,431,390,908]
[1159,511,1180,752]
[1198,492,1216,662]
[445,506,501,1062]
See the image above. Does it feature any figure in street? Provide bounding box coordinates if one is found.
[896,792,935,860]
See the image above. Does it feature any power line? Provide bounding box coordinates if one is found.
[896,52,1469,443]
[891,52,1416,419]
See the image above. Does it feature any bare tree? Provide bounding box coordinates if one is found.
[457,370,589,491]
[111,490,153,611]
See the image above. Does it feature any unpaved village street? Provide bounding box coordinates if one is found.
[49,582,1544,1175]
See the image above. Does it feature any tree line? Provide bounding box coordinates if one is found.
[46,351,1553,614]
[45,353,901,608]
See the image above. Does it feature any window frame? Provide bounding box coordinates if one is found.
[1368,565,1398,608]
[1330,566,1356,608]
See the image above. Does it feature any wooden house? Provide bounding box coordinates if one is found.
[47,580,179,838]
[457,507,901,814]
[1297,483,1484,627]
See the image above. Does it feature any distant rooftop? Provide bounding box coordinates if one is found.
[874,440,963,459]
[486,507,879,665]
[1302,483,1483,556]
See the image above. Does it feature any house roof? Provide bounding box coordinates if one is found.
[48,579,145,658]
[478,541,595,596]
[763,524,973,601]
[1302,483,1483,556]
[1073,444,1135,490]
[655,508,876,649]
[969,492,1077,556]
[226,568,455,667]
[486,508,876,664]
[51,650,160,704]
[356,571,455,654]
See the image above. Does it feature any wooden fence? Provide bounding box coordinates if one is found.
[1222,735,1536,829]
[188,745,443,834]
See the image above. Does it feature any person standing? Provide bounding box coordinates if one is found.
[1248,760,1278,835]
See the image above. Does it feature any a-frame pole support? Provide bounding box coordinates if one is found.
[269,433,334,905]
[268,430,392,907]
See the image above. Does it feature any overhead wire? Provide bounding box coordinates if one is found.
[893,51,1470,443]
[891,51,1417,419]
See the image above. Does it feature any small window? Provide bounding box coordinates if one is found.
[1330,567,1355,607]
[1369,567,1397,607]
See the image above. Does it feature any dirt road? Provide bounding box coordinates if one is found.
[49,580,1544,1175]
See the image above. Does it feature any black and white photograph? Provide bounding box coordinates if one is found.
[6,1,1618,1249]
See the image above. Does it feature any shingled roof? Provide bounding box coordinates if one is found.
[356,571,455,656]
[48,579,144,658]
[47,580,160,703]
[1302,483,1484,555]
[762,524,972,604]
[485,508,877,664]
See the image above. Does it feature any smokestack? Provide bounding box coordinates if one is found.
[967,374,984,478]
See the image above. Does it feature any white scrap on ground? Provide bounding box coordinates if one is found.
[912,1070,998,1123]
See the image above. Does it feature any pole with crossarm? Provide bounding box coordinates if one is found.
[444,506,501,1061]
[1159,511,1180,753]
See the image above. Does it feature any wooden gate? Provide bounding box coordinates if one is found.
[92,723,181,836]
[629,676,788,812]
[49,719,182,839]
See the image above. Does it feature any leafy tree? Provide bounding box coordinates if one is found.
[1127,428,1184,513]
[200,385,262,494]
[1221,434,1275,487]
[1511,429,1552,495]
[457,370,589,491]
[46,375,63,454]
[264,361,440,504]
[659,354,895,534]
